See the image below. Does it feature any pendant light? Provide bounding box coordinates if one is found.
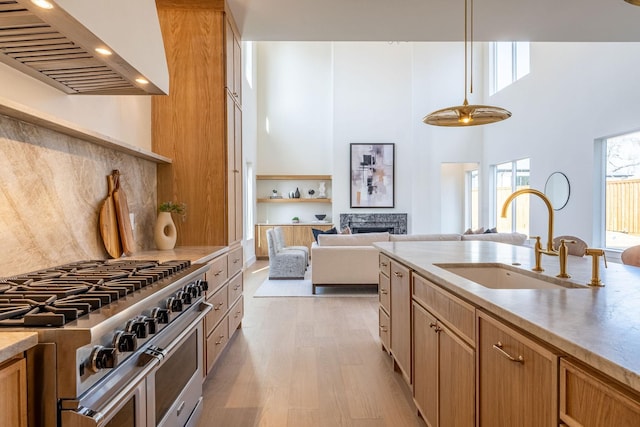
[423,0,511,126]
[625,0,640,6]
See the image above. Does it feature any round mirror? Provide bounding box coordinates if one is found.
[544,172,570,210]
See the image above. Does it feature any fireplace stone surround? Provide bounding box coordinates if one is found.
[340,213,407,234]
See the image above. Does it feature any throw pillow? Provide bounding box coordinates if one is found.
[483,227,498,233]
[463,228,473,235]
[473,227,485,234]
[312,227,337,242]
[341,226,351,234]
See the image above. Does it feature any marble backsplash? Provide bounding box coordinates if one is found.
[0,114,157,277]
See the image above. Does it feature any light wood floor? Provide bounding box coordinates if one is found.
[198,260,425,427]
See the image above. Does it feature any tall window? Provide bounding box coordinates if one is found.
[245,162,254,240]
[495,159,530,235]
[490,42,530,95]
[465,169,479,230]
[602,132,640,250]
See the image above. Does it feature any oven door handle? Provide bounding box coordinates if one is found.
[158,301,212,358]
[60,373,148,427]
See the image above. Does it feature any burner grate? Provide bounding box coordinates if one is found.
[0,259,193,326]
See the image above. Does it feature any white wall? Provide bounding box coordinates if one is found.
[257,42,333,174]
[483,42,640,246]
[332,42,413,228]
[255,41,640,244]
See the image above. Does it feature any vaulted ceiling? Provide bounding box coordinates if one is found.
[227,0,640,42]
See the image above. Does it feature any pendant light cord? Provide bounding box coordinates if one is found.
[464,0,468,101]
[470,0,473,95]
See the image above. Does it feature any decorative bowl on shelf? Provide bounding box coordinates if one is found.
[315,214,327,221]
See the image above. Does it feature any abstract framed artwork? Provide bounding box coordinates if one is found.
[350,143,395,208]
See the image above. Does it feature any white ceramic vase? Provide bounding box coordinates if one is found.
[154,211,177,250]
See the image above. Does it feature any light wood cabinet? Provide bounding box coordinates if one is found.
[413,302,439,426]
[390,259,411,385]
[378,253,391,353]
[203,250,244,376]
[560,358,640,426]
[0,357,27,427]
[412,275,475,427]
[254,223,333,259]
[225,17,241,106]
[153,1,242,248]
[478,311,558,426]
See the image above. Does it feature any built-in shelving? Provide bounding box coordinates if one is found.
[257,198,331,203]
[256,174,332,224]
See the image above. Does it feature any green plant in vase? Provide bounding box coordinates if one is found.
[159,201,187,222]
[292,216,300,223]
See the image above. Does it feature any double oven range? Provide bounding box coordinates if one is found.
[0,259,212,427]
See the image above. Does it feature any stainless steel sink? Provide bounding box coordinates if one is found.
[435,263,589,289]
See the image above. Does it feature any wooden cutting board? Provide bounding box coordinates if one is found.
[99,174,121,258]
[112,170,135,256]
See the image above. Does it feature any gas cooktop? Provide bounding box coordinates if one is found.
[0,259,192,327]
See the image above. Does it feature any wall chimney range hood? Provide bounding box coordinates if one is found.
[0,0,168,95]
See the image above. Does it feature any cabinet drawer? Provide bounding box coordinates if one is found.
[228,295,244,337]
[478,311,558,427]
[206,254,228,294]
[228,272,243,306]
[379,307,390,352]
[206,316,229,374]
[379,253,391,277]
[227,245,243,278]
[413,273,475,346]
[205,283,228,336]
[560,359,640,427]
[379,272,390,313]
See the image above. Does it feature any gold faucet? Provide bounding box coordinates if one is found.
[584,248,607,287]
[557,239,575,278]
[501,189,558,272]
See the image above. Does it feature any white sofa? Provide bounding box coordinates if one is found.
[310,231,527,293]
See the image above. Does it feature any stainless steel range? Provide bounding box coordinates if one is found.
[0,259,212,427]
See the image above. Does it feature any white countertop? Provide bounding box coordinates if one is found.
[375,240,640,393]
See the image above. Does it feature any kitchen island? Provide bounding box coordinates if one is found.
[376,240,640,426]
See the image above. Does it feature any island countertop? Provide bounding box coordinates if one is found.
[375,240,640,394]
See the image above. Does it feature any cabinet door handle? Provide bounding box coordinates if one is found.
[380,288,388,295]
[214,270,223,277]
[379,325,388,332]
[393,271,403,278]
[233,258,240,264]
[380,262,388,267]
[429,322,441,332]
[492,341,524,363]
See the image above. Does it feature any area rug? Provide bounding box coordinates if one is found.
[253,278,378,298]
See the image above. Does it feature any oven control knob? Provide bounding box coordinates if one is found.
[89,346,118,373]
[177,290,192,305]
[126,318,148,339]
[143,316,158,334]
[113,331,138,353]
[199,279,209,292]
[167,296,183,313]
[151,307,169,324]
[188,283,201,298]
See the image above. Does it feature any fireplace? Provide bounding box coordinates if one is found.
[340,213,407,234]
